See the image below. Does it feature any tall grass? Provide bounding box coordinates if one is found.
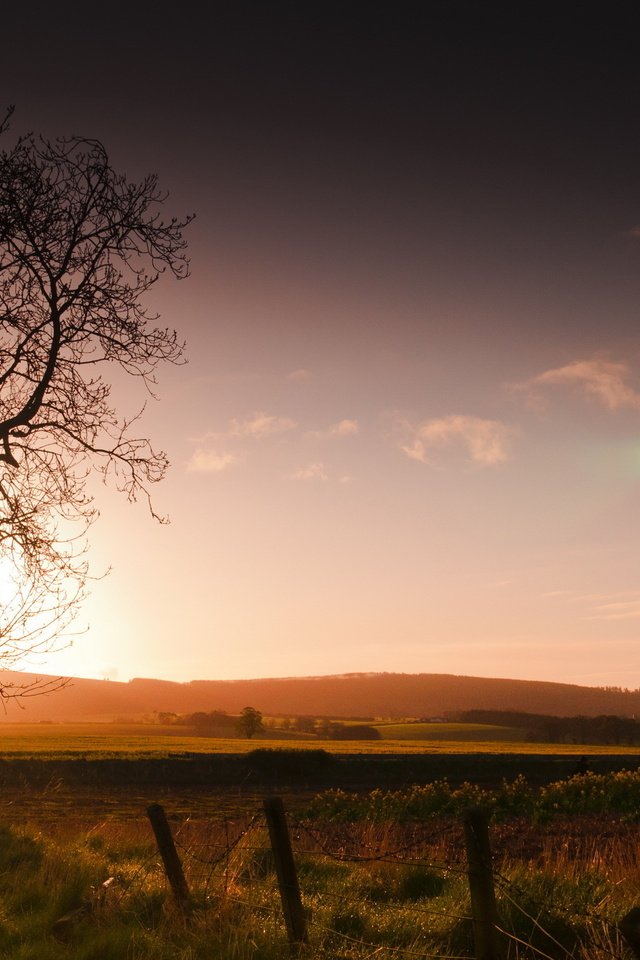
[0,774,638,958]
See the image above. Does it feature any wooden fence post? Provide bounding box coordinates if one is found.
[464,807,504,960]
[147,803,191,911]
[620,908,640,958]
[263,796,308,951]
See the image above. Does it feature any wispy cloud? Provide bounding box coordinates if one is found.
[547,588,640,622]
[309,418,359,439]
[195,411,297,443]
[395,414,514,467]
[227,411,297,438]
[516,358,640,411]
[291,462,329,481]
[187,450,239,474]
[287,368,313,382]
[585,596,640,621]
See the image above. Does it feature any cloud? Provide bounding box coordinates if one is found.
[187,450,239,473]
[287,368,313,382]
[309,418,359,439]
[228,411,297,438]
[396,414,513,467]
[585,597,640,621]
[553,589,640,622]
[291,462,329,481]
[194,411,297,443]
[517,359,640,411]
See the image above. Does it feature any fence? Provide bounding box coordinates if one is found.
[64,797,633,960]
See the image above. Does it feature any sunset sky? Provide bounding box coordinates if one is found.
[3,5,640,688]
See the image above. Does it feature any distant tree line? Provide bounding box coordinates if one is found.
[456,710,640,745]
[145,710,380,740]
[175,710,237,733]
[278,716,380,739]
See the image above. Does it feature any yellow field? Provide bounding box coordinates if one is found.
[372,721,525,741]
[0,722,636,758]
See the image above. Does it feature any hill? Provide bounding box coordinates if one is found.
[0,670,638,723]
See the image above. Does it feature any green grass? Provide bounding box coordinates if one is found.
[0,722,637,758]
[0,785,636,959]
[373,720,526,740]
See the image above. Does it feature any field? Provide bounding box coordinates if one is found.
[0,724,638,956]
[0,722,639,758]
[372,720,527,740]
[0,772,639,958]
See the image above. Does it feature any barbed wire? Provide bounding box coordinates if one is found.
[174,813,268,902]
[292,845,471,879]
[577,925,628,960]
[296,813,631,959]
[289,814,462,867]
[130,802,633,960]
[493,869,633,960]
[174,811,264,867]
[493,862,625,958]
[494,923,563,960]
[307,914,472,960]
[112,849,165,906]
[220,891,281,919]
[294,812,463,848]
[299,883,472,922]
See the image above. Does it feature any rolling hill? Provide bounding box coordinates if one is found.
[0,670,637,722]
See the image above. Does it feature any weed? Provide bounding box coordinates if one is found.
[0,781,637,958]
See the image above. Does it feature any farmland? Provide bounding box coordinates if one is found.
[0,771,639,958]
[372,720,527,740]
[1,721,639,759]
[0,722,637,956]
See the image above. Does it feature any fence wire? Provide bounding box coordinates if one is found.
[97,800,634,960]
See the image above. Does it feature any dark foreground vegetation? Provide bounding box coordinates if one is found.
[0,748,637,791]
[0,770,639,958]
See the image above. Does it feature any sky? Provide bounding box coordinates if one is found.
[2,4,640,688]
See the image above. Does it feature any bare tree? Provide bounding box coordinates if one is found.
[0,123,192,699]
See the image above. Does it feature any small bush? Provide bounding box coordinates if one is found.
[306,769,640,823]
[330,910,368,937]
[398,869,445,901]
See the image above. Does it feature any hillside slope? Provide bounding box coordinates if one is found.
[0,670,637,722]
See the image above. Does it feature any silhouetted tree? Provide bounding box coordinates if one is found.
[315,717,335,738]
[237,706,264,739]
[294,715,316,734]
[0,116,192,698]
[315,718,346,738]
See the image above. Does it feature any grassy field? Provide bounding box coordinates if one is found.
[372,720,526,740]
[0,723,638,759]
[0,786,636,959]
[0,722,638,758]
[0,727,636,958]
